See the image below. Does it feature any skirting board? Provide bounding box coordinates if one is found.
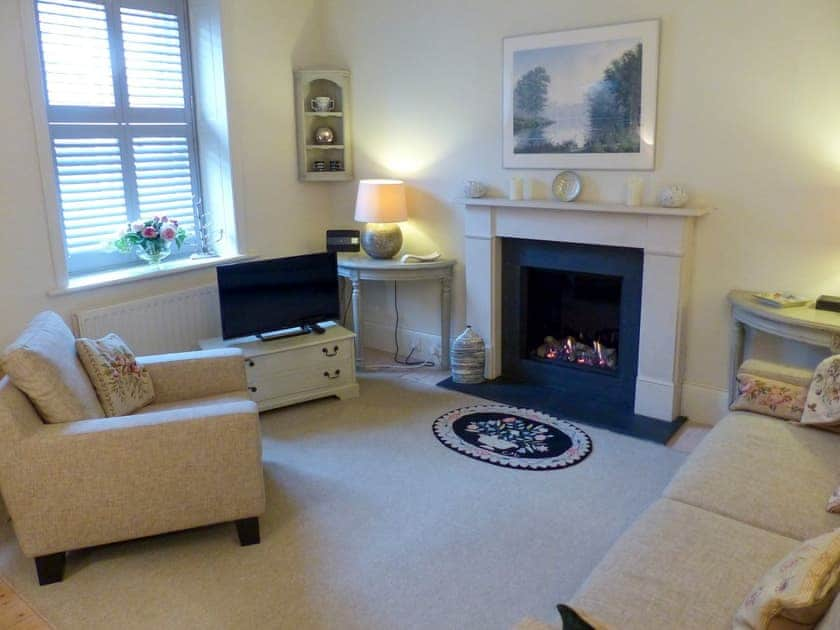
[361,321,443,364]
[360,321,730,425]
[680,382,729,426]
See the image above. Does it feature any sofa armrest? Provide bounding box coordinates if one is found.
[138,348,248,404]
[1,401,265,557]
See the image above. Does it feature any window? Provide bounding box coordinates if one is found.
[34,0,207,278]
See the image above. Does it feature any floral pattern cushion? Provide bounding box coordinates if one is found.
[76,334,154,417]
[802,356,840,427]
[730,373,807,421]
[828,487,840,514]
[733,529,840,629]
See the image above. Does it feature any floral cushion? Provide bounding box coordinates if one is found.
[730,373,807,421]
[76,334,154,417]
[734,529,840,629]
[828,487,840,514]
[802,356,840,427]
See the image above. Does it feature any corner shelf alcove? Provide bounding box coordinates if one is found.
[294,69,353,182]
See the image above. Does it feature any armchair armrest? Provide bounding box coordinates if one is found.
[1,401,265,557]
[138,348,248,404]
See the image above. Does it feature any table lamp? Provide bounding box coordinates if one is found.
[354,179,408,259]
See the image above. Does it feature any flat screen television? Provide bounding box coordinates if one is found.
[216,253,340,340]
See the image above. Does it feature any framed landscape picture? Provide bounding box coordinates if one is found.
[503,20,660,170]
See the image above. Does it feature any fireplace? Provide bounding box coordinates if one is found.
[502,239,643,412]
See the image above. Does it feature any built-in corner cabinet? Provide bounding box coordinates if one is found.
[293,68,353,182]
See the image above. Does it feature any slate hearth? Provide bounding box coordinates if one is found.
[437,376,685,444]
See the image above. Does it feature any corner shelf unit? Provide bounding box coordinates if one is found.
[294,68,353,182]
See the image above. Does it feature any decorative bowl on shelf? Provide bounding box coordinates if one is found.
[313,127,335,145]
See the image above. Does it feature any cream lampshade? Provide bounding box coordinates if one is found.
[354,179,408,259]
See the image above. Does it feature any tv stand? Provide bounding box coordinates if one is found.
[200,322,359,412]
[256,322,326,341]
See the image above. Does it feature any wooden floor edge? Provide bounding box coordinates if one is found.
[0,575,53,629]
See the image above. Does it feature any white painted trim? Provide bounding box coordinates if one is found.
[360,321,443,365]
[49,254,254,295]
[18,0,68,290]
[680,382,729,426]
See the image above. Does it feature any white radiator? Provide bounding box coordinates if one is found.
[74,285,222,355]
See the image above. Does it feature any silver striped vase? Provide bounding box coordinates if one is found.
[450,325,485,384]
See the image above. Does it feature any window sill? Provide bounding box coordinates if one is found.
[49,253,255,296]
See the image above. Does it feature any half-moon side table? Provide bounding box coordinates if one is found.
[728,290,840,404]
[337,255,456,370]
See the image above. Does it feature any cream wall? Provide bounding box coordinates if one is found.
[0,0,331,347]
[321,0,840,421]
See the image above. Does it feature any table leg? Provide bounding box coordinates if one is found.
[351,276,363,368]
[441,275,452,370]
[729,319,745,405]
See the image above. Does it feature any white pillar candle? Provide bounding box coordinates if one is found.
[625,177,644,206]
[524,178,535,200]
[509,176,523,201]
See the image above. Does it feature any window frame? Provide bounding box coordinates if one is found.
[26,0,208,280]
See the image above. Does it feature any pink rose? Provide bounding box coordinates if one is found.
[142,226,158,238]
[160,225,177,241]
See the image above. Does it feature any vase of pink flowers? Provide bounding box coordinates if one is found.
[113,217,187,266]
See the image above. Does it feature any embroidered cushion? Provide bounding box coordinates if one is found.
[733,529,840,629]
[828,487,840,514]
[802,356,840,428]
[0,311,104,423]
[730,373,807,421]
[76,334,154,417]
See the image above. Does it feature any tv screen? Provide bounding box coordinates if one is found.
[217,253,340,339]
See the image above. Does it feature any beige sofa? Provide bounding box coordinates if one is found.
[520,411,840,629]
[0,314,266,585]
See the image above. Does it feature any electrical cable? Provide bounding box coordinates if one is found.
[392,282,434,367]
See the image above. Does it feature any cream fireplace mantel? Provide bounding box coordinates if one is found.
[463,197,708,422]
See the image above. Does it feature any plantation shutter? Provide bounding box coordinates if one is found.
[34,0,203,277]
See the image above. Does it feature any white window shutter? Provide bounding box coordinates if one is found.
[34,0,203,278]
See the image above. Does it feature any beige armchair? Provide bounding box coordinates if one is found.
[0,342,265,585]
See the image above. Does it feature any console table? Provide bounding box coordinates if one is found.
[337,255,456,369]
[728,290,840,403]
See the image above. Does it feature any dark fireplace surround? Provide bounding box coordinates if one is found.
[501,238,644,414]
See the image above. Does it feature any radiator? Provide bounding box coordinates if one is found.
[74,285,222,355]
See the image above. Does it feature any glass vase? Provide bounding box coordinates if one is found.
[135,240,172,266]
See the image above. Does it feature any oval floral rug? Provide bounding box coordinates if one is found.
[432,404,592,470]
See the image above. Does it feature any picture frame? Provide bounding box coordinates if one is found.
[503,20,660,170]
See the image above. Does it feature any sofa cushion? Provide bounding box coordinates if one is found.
[664,412,840,540]
[76,334,154,417]
[0,311,104,423]
[571,499,799,630]
[733,528,840,629]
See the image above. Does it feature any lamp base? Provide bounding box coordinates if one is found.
[361,223,403,259]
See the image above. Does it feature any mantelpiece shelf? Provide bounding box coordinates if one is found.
[461,197,709,218]
[304,112,344,118]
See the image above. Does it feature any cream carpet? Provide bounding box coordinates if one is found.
[0,371,686,629]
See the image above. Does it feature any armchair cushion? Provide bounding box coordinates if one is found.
[0,311,103,423]
[76,334,154,417]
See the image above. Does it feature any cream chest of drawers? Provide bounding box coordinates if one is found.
[199,323,359,411]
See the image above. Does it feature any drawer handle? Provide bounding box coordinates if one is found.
[246,360,255,367]
[323,369,341,380]
[322,345,340,357]
[248,386,258,393]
